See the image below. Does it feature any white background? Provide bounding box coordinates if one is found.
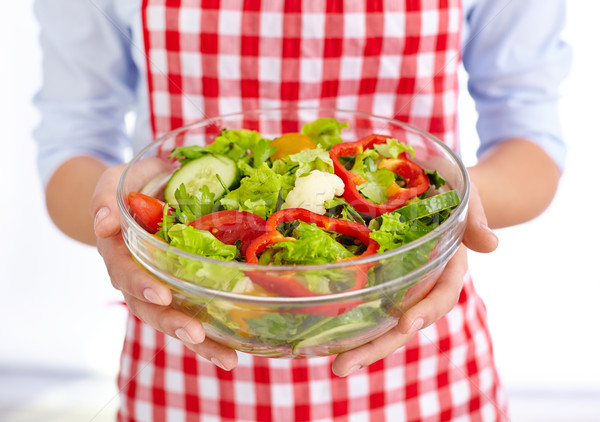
[1,2,599,421]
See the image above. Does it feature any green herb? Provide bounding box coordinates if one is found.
[172,183,215,223]
[425,169,447,190]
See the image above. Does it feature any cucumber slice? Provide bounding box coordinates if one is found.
[165,155,237,206]
[393,189,460,222]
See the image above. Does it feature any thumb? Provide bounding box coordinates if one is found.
[90,164,127,239]
[462,183,499,253]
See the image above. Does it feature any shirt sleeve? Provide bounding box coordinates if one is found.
[33,0,138,187]
[462,0,571,171]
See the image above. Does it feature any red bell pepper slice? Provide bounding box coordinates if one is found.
[244,208,379,304]
[128,192,171,233]
[189,210,268,255]
[245,227,373,316]
[329,134,430,217]
[249,208,379,265]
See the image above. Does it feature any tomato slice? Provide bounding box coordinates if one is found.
[128,192,169,233]
[189,210,268,255]
[269,132,315,160]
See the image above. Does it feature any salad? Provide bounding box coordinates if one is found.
[126,118,461,354]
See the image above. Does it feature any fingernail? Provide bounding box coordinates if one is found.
[480,222,498,239]
[143,288,167,306]
[480,223,499,249]
[340,365,362,377]
[408,317,424,334]
[94,207,110,231]
[175,328,198,344]
[211,357,228,371]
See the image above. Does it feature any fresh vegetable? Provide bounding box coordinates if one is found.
[270,132,315,160]
[189,210,268,255]
[164,154,237,206]
[244,208,378,301]
[272,147,334,178]
[128,118,462,352]
[170,184,215,223]
[128,192,170,233]
[167,223,239,261]
[169,128,275,168]
[281,170,345,215]
[219,162,292,219]
[329,134,430,217]
[301,118,349,149]
[245,210,378,268]
[387,190,460,222]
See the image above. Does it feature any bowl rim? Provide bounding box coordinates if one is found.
[117,107,470,302]
[131,225,464,305]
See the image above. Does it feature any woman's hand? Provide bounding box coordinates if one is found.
[331,184,498,377]
[90,164,239,371]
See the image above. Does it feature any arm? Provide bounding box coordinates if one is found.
[331,0,570,376]
[331,137,561,376]
[45,156,107,245]
[34,0,135,243]
[463,0,569,227]
[35,1,238,370]
[468,137,561,229]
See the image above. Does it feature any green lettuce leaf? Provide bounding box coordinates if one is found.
[272,147,334,178]
[301,118,348,149]
[358,168,397,204]
[171,183,215,223]
[220,163,290,219]
[169,129,275,168]
[245,312,317,342]
[264,222,354,266]
[369,212,410,253]
[373,138,415,158]
[243,300,387,350]
[167,224,238,260]
[349,148,379,178]
[151,224,244,292]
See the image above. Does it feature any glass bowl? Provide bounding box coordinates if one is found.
[117,108,469,358]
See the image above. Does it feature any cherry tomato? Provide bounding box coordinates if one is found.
[128,192,169,233]
[269,132,315,160]
[189,210,268,255]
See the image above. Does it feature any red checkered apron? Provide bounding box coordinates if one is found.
[117,1,509,420]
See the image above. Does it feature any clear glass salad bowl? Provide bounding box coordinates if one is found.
[117,108,470,358]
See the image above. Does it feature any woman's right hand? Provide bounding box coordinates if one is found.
[89,164,239,371]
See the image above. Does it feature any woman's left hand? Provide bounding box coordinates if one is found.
[331,184,498,377]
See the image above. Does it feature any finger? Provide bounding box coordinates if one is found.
[332,246,468,377]
[331,327,416,377]
[124,293,239,371]
[90,159,172,239]
[97,234,173,306]
[90,164,127,239]
[396,245,467,334]
[183,339,239,371]
[463,183,498,253]
[124,292,206,344]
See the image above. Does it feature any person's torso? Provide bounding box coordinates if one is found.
[114,3,510,421]
[111,0,480,153]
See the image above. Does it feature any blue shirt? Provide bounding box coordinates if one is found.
[33,0,571,186]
